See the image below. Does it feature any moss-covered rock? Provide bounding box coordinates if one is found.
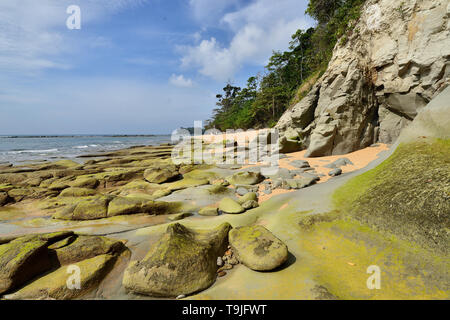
[229,225,288,271]
[59,187,97,197]
[0,236,53,294]
[241,200,259,210]
[48,179,72,191]
[226,171,264,185]
[165,178,209,191]
[4,254,117,300]
[219,197,245,214]
[168,212,193,221]
[198,207,219,216]
[7,188,32,202]
[53,160,81,169]
[107,196,145,217]
[183,169,219,182]
[73,196,112,220]
[52,235,125,266]
[54,196,112,220]
[284,176,316,189]
[70,177,99,189]
[151,188,172,199]
[144,165,179,184]
[334,139,450,254]
[237,192,258,204]
[122,222,231,297]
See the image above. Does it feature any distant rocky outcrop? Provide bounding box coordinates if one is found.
[276,0,449,156]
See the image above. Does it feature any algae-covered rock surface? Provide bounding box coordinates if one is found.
[122,222,231,297]
[0,123,448,300]
[334,139,450,254]
[229,225,288,271]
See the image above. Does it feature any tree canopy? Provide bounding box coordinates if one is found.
[206,0,366,131]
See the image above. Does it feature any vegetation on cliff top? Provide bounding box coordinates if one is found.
[206,0,366,130]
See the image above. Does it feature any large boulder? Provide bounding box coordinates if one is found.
[72,196,111,220]
[51,235,126,266]
[53,196,112,220]
[59,187,96,197]
[226,171,264,185]
[108,196,182,217]
[0,232,73,295]
[70,177,99,189]
[219,197,245,214]
[229,225,288,271]
[144,165,179,184]
[4,254,117,300]
[123,222,232,297]
[276,0,450,156]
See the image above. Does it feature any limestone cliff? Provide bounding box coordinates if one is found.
[276,0,450,156]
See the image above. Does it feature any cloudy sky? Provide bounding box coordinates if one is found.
[0,0,313,134]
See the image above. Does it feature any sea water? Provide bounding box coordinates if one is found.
[0,135,172,165]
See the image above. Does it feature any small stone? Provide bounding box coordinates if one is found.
[168,212,193,221]
[328,168,342,177]
[228,256,239,265]
[236,187,249,196]
[289,160,310,168]
[218,271,226,277]
[218,197,245,214]
[198,207,219,216]
[176,294,186,299]
[242,200,259,209]
[217,257,224,267]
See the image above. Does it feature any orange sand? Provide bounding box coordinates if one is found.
[197,130,389,203]
[255,143,389,202]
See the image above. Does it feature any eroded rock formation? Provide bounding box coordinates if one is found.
[276,0,450,156]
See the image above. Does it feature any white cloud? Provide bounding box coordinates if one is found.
[0,0,145,74]
[180,0,312,82]
[169,74,194,88]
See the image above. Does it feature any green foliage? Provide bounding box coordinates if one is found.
[206,0,367,131]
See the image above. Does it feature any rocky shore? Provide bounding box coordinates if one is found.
[0,87,449,299]
[0,135,388,299]
[0,128,447,299]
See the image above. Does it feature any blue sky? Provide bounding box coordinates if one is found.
[0,0,313,135]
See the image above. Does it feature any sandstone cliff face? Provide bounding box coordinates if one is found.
[276,0,450,156]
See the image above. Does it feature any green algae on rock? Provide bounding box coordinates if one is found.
[237,192,258,204]
[333,139,450,254]
[226,171,264,186]
[219,197,245,214]
[0,237,53,295]
[59,187,97,197]
[229,225,288,271]
[70,176,99,189]
[52,235,126,266]
[0,231,128,299]
[198,207,219,216]
[123,222,231,297]
[4,254,118,300]
[144,165,179,184]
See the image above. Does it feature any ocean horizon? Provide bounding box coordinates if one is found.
[0,134,173,164]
